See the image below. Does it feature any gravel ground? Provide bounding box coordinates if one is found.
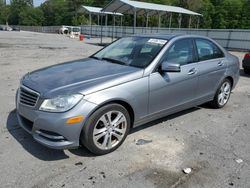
[0,31,250,188]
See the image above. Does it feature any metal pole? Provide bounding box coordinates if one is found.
[105,15,108,26]
[90,13,92,37]
[101,15,103,45]
[169,13,172,31]
[178,13,182,29]
[158,12,161,29]
[146,12,149,28]
[114,15,116,38]
[105,15,108,37]
[120,16,123,37]
[112,14,114,41]
[197,17,200,29]
[97,14,100,26]
[189,16,192,29]
[133,8,137,34]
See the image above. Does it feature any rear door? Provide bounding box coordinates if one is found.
[194,39,227,101]
[148,38,199,114]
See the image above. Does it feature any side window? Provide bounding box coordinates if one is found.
[195,39,224,61]
[162,39,195,66]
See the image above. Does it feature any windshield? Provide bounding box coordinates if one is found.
[92,37,167,68]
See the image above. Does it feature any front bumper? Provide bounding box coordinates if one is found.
[16,91,97,150]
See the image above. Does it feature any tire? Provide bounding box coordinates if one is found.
[210,78,232,109]
[81,103,130,155]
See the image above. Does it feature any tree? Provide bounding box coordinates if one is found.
[19,7,44,25]
[0,4,10,24]
[40,0,72,26]
[8,0,32,25]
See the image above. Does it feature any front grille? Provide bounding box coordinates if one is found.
[19,86,39,107]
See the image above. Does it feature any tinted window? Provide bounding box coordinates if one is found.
[195,39,224,61]
[162,39,195,66]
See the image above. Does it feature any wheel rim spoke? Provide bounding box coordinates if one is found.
[94,132,106,141]
[112,132,122,141]
[99,116,109,127]
[107,135,112,149]
[114,127,125,134]
[104,112,112,124]
[93,127,107,136]
[101,134,109,147]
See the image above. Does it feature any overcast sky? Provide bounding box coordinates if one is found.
[7,0,46,7]
[33,0,45,6]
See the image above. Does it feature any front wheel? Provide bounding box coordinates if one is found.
[81,104,130,155]
[210,79,232,108]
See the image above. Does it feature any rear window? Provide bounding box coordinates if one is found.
[195,39,224,61]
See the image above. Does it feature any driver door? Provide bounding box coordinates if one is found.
[149,38,199,115]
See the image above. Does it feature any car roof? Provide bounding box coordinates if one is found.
[133,34,179,40]
[132,34,212,41]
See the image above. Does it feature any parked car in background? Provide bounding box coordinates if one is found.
[0,25,13,31]
[16,35,240,155]
[59,25,81,38]
[12,26,21,31]
[243,52,250,74]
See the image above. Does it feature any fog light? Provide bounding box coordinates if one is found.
[66,116,84,124]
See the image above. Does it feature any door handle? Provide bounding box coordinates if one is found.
[218,61,224,66]
[188,68,197,75]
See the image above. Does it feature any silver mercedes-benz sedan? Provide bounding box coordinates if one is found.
[16,35,240,155]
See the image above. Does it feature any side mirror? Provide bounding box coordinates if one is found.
[161,62,181,72]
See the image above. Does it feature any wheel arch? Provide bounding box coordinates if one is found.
[225,76,234,87]
[85,99,135,128]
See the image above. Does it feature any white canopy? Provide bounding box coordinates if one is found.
[102,0,202,16]
[79,5,123,16]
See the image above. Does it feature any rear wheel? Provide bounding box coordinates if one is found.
[81,104,130,155]
[210,79,232,108]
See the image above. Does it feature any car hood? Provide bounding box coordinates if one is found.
[22,58,143,98]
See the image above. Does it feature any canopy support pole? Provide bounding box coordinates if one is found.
[120,16,123,36]
[114,15,116,38]
[196,17,200,29]
[97,14,100,25]
[178,13,182,29]
[169,12,172,32]
[105,15,108,26]
[146,12,149,28]
[133,8,137,34]
[158,12,161,30]
[100,15,103,45]
[112,14,114,41]
[89,13,92,37]
[189,16,192,29]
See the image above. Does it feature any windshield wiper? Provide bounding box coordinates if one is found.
[101,57,126,66]
[89,56,101,60]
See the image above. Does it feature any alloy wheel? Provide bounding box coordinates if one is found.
[217,81,231,106]
[93,110,127,150]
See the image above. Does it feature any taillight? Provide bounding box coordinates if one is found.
[244,53,250,59]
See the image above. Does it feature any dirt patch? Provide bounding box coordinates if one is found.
[39,46,67,50]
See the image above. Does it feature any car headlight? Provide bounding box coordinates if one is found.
[39,94,83,112]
